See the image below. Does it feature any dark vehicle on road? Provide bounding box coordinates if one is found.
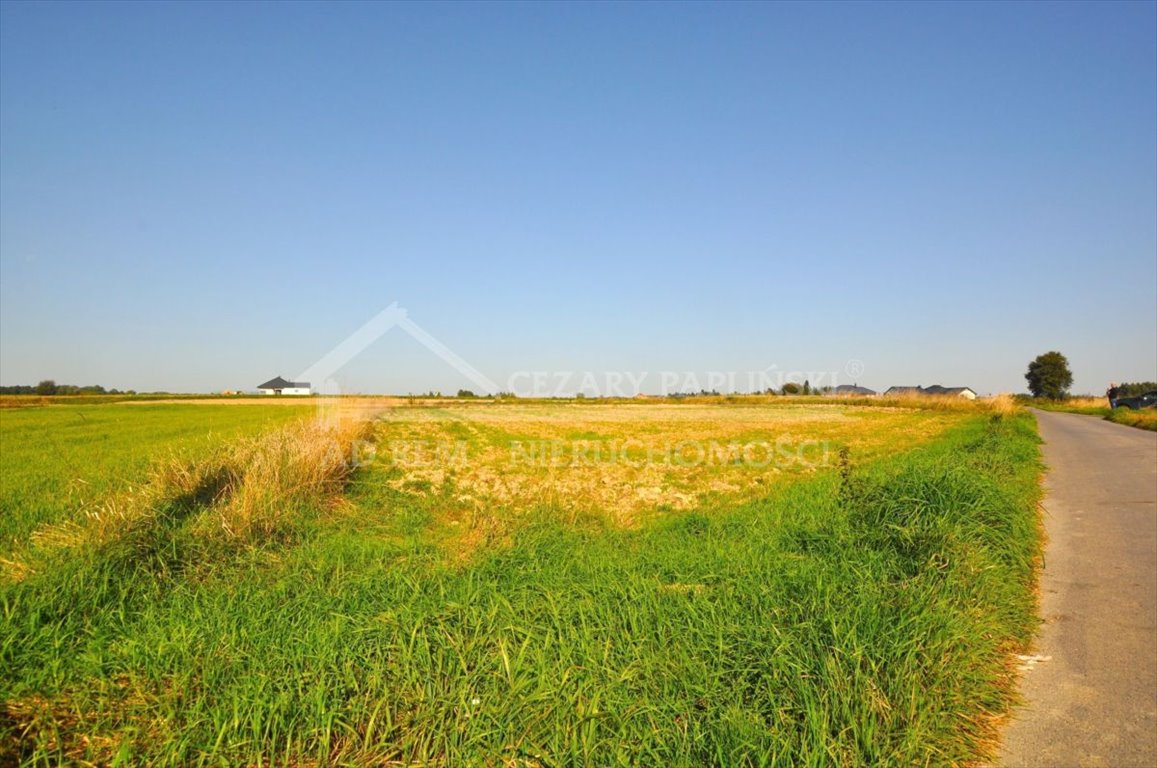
[1114,390,1157,410]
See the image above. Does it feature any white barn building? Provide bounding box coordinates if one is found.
[257,376,311,396]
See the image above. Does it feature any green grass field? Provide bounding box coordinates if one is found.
[0,402,314,556]
[1,399,1042,766]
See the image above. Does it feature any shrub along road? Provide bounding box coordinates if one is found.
[999,410,1157,767]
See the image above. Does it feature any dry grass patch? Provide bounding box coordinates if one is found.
[362,402,970,543]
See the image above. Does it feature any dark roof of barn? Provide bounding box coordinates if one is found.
[257,376,309,389]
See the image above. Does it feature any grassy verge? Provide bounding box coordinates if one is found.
[2,406,1041,766]
[1105,408,1157,431]
[1024,397,1109,416]
[1019,397,1157,431]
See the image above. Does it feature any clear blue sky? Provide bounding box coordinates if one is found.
[2,1,1154,395]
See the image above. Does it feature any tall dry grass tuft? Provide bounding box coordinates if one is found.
[208,418,372,541]
[985,393,1019,416]
[1060,396,1110,410]
[28,416,374,560]
[871,393,984,412]
[856,393,1024,415]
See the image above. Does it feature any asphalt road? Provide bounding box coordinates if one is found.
[998,410,1157,767]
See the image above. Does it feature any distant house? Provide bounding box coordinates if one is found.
[923,385,977,400]
[257,376,311,396]
[832,384,877,396]
[883,385,977,400]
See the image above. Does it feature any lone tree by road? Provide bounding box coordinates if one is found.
[1025,351,1074,399]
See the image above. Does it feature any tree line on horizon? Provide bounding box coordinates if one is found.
[450,382,830,399]
[1105,381,1157,398]
[0,380,133,396]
